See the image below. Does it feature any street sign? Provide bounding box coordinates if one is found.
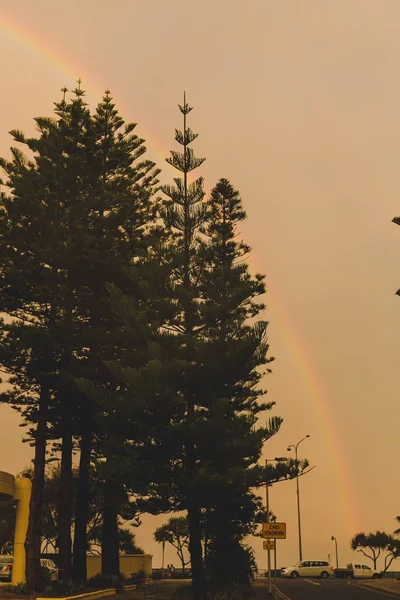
[262,522,286,539]
[263,539,275,550]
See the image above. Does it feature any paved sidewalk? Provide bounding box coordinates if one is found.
[359,578,400,597]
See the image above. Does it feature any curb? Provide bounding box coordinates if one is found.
[37,589,116,600]
[357,582,400,598]
[121,585,137,591]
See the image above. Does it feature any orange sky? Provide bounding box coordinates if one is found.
[0,0,400,571]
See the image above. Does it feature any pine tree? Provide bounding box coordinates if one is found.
[77,264,178,582]
[0,84,160,588]
[196,179,281,590]
[161,94,208,599]
[68,88,161,583]
[0,85,89,588]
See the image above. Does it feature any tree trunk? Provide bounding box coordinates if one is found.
[213,510,234,590]
[187,505,206,599]
[177,545,186,573]
[72,424,93,583]
[101,477,119,583]
[25,384,49,593]
[58,421,73,580]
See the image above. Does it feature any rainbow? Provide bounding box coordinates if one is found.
[0,12,96,101]
[0,10,171,172]
[0,10,358,536]
[264,281,359,533]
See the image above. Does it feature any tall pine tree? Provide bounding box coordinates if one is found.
[69,88,161,583]
[0,84,93,588]
[197,178,280,590]
[0,84,160,588]
[161,94,208,599]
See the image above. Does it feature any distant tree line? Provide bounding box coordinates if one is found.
[0,467,143,556]
[0,86,307,598]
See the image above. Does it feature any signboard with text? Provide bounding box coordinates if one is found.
[263,539,275,550]
[262,522,286,539]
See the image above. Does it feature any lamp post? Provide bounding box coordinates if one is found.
[265,457,287,598]
[331,536,339,569]
[161,540,165,579]
[287,435,310,561]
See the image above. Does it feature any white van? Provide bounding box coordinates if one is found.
[281,560,334,579]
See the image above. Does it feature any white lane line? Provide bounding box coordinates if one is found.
[304,579,321,586]
[274,586,291,600]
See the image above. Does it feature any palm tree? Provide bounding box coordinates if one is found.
[351,532,390,569]
[154,517,190,573]
[394,517,400,536]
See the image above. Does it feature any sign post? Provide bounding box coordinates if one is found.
[265,474,271,597]
[262,522,286,599]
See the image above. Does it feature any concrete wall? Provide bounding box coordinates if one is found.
[0,471,15,500]
[87,554,152,579]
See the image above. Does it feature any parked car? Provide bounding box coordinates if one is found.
[281,560,334,579]
[0,557,58,582]
[0,556,13,582]
[334,563,382,579]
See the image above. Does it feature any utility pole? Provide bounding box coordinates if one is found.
[295,450,302,561]
[161,540,165,579]
[287,435,310,561]
[331,536,339,569]
[265,459,272,598]
[265,457,287,598]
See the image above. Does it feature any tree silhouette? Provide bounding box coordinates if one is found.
[351,531,397,570]
[154,517,190,572]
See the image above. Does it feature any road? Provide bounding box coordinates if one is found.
[115,578,399,600]
[273,578,399,599]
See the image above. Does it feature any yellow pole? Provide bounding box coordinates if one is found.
[12,478,32,586]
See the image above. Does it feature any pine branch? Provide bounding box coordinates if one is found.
[174,128,199,146]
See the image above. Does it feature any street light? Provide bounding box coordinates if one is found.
[287,434,310,561]
[161,540,165,579]
[265,456,288,598]
[331,536,339,569]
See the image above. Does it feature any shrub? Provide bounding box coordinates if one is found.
[87,572,125,589]
[205,540,256,591]
[4,583,28,595]
[39,579,87,597]
[152,570,163,580]
[128,569,147,585]
[37,566,53,591]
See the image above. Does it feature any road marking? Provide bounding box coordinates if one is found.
[304,579,321,585]
[356,582,400,598]
[274,586,291,600]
